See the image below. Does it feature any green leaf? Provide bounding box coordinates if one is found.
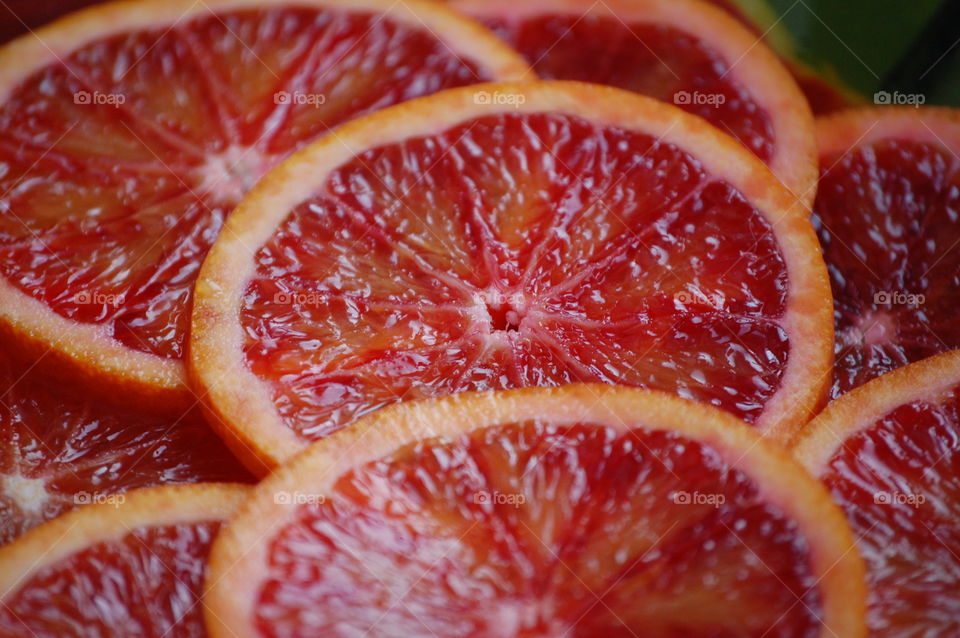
[727,0,959,106]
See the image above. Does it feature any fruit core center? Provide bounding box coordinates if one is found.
[478,290,528,333]
[2,473,48,517]
[196,145,275,205]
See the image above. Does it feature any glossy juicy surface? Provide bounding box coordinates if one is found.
[0,357,251,545]
[814,139,960,398]
[254,422,823,636]
[243,112,790,441]
[0,7,485,359]
[0,521,219,637]
[818,387,960,637]
[481,14,774,163]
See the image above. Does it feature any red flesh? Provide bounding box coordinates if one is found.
[242,112,791,441]
[0,521,220,637]
[0,7,486,359]
[0,358,251,545]
[254,423,823,636]
[814,139,960,398]
[819,388,960,636]
[480,13,775,162]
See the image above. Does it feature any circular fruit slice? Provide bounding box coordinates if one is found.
[207,386,866,637]
[0,483,248,637]
[0,354,252,545]
[192,81,833,472]
[794,350,960,637]
[813,107,960,399]
[0,0,529,411]
[449,0,816,203]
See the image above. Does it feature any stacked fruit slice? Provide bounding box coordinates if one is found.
[0,0,529,410]
[450,0,818,203]
[795,350,960,636]
[190,81,832,472]
[812,108,960,398]
[0,354,252,545]
[207,387,866,637]
[0,484,248,636]
[0,0,955,635]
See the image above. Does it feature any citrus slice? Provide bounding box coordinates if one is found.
[449,0,817,203]
[191,81,833,472]
[0,483,248,637]
[794,350,960,637]
[206,385,866,637]
[813,107,960,399]
[0,354,252,545]
[0,0,530,411]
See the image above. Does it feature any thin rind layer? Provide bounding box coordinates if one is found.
[0,483,249,596]
[793,349,960,475]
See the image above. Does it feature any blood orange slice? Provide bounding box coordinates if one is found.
[794,350,960,637]
[0,483,247,637]
[206,385,866,637]
[0,354,251,545]
[0,0,529,411]
[191,81,833,472]
[813,108,960,399]
[449,0,817,203]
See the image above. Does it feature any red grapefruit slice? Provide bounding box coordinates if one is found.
[813,108,960,399]
[450,0,817,203]
[191,81,833,473]
[207,386,867,637]
[0,354,251,545]
[0,483,248,637]
[794,350,960,637]
[0,0,530,411]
